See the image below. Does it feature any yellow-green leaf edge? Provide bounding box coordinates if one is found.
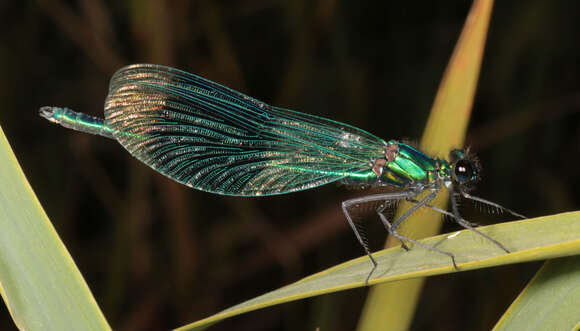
[493,255,580,330]
[0,126,111,330]
[178,211,580,331]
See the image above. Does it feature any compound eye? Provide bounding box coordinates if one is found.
[454,159,475,183]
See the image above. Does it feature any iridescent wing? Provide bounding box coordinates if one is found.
[104,64,386,196]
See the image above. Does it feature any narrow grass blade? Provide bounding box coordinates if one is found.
[0,126,110,330]
[176,211,580,330]
[493,256,580,331]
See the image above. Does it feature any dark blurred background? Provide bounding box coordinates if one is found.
[1,1,579,330]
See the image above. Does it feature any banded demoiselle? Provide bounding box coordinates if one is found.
[40,64,524,285]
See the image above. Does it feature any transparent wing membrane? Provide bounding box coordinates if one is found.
[104,64,386,196]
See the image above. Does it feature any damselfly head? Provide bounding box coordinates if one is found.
[449,149,481,187]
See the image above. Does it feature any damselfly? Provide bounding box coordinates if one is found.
[40,64,524,285]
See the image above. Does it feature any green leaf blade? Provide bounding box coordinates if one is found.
[0,126,110,331]
[493,256,580,331]
[177,211,580,330]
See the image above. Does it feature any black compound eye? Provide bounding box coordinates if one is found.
[454,159,475,183]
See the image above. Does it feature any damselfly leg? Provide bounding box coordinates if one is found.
[459,190,526,219]
[375,185,459,269]
[408,199,510,254]
[342,191,419,285]
[376,183,459,272]
[342,180,524,285]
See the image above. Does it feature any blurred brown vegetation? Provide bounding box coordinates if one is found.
[0,1,579,330]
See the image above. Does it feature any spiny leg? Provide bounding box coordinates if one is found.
[447,184,463,226]
[376,211,458,269]
[377,185,459,269]
[376,202,409,251]
[390,186,439,230]
[409,199,510,253]
[342,191,418,285]
[459,189,526,219]
[410,200,478,227]
[342,202,377,284]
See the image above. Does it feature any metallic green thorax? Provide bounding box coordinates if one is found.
[375,140,450,187]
